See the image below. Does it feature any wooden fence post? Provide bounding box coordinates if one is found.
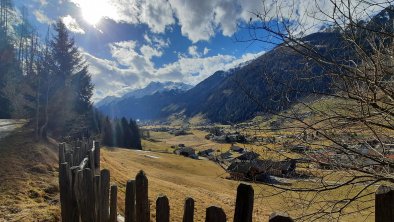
[94,175,101,222]
[59,162,71,222]
[234,183,254,222]
[70,167,80,222]
[183,197,194,222]
[74,147,80,166]
[125,180,136,222]
[269,212,294,222]
[59,143,65,164]
[89,150,96,176]
[110,185,118,222]
[100,169,110,222]
[206,206,226,222]
[156,195,170,222]
[136,170,150,222]
[375,185,394,222]
[94,141,100,171]
[79,168,96,222]
[65,152,73,167]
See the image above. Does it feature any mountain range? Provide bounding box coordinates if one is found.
[95,81,193,108]
[97,6,394,123]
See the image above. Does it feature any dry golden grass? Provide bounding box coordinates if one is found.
[0,128,60,222]
[101,148,275,221]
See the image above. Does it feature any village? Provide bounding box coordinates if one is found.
[140,123,394,185]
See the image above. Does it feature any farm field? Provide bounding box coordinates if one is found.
[102,127,375,222]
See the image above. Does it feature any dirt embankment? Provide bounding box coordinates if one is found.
[0,127,60,222]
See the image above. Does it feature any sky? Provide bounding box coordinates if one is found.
[11,0,388,102]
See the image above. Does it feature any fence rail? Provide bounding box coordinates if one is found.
[58,140,394,222]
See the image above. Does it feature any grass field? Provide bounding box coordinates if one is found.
[102,127,375,221]
[101,147,276,221]
[0,120,377,221]
[0,127,60,222]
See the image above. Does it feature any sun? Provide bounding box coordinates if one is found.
[76,0,112,26]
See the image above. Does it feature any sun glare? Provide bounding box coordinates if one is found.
[77,0,114,26]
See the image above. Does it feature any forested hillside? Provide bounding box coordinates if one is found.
[0,1,141,149]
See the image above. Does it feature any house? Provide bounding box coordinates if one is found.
[227,162,255,180]
[217,151,233,162]
[227,159,297,180]
[235,151,260,161]
[174,147,198,159]
[230,145,244,153]
[253,159,297,177]
[198,148,214,157]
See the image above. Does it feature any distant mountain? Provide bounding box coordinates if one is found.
[95,96,119,108]
[95,81,193,108]
[123,81,193,99]
[98,6,394,123]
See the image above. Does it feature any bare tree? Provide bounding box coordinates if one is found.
[231,1,394,221]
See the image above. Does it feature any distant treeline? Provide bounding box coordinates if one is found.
[0,1,141,149]
[102,117,141,149]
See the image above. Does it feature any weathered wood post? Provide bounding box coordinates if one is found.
[94,175,101,222]
[89,150,96,176]
[110,185,118,222]
[74,147,80,166]
[80,168,96,222]
[100,169,110,222]
[375,185,394,222]
[65,152,73,168]
[125,180,136,222]
[183,197,194,222]
[59,143,66,164]
[70,167,80,222]
[206,206,226,222]
[94,141,100,172]
[233,183,254,222]
[59,162,71,222]
[269,212,294,222]
[156,195,170,222]
[136,170,150,222]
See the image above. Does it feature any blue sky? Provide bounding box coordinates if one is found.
[12,0,277,101]
[11,0,387,101]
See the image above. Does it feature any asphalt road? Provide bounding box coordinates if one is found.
[0,119,27,140]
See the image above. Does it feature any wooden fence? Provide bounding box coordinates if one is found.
[58,140,394,222]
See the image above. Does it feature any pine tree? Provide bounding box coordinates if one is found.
[115,119,123,147]
[47,20,93,136]
[121,117,131,148]
[102,117,113,146]
[129,118,142,150]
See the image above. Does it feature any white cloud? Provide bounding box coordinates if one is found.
[141,45,163,59]
[203,47,210,55]
[188,45,200,58]
[68,0,389,42]
[143,33,170,49]
[62,15,85,34]
[86,38,265,101]
[138,0,175,33]
[109,40,139,66]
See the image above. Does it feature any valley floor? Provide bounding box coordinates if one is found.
[101,148,274,221]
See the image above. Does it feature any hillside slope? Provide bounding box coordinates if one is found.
[0,127,60,222]
[98,6,394,124]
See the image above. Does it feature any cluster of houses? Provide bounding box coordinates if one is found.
[306,140,394,171]
[172,143,298,182]
[205,132,248,143]
[222,148,297,182]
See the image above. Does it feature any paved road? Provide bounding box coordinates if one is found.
[0,119,27,140]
